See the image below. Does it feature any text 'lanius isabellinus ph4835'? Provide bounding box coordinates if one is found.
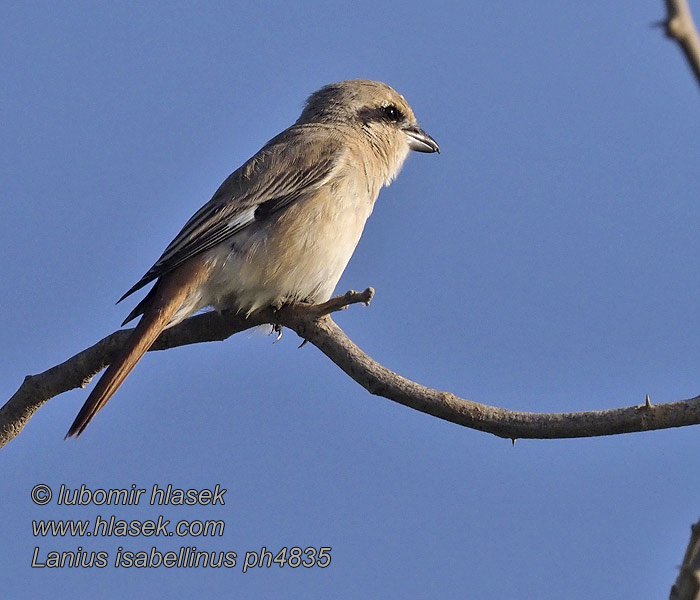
[67,79,439,437]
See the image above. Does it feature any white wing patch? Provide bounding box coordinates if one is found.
[228,206,257,230]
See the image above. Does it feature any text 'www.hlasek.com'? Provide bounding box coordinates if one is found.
[29,483,332,571]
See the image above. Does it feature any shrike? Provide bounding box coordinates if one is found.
[67,79,439,437]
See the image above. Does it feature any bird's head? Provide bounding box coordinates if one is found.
[298,80,439,184]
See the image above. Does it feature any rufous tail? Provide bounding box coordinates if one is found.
[66,258,210,438]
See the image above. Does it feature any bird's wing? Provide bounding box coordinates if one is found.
[118,125,347,303]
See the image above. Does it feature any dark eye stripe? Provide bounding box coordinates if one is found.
[357,104,405,124]
[381,104,403,122]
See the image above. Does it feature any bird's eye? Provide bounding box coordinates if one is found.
[381,104,403,122]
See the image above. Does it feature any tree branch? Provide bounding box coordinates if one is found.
[3,287,700,448]
[671,518,700,600]
[0,288,370,448]
[664,0,700,90]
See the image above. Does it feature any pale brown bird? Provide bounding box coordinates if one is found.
[67,79,439,437]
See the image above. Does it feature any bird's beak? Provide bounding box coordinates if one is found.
[404,125,440,153]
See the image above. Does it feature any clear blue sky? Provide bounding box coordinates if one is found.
[2,1,699,597]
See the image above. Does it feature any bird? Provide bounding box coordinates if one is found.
[66,79,439,438]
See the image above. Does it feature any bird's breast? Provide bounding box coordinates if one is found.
[200,179,376,314]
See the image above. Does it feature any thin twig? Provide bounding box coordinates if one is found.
[670,518,700,600]
[282,314,700,439]
[664,0,700,89]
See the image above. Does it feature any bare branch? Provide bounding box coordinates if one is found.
[3,287,700,449]
[671,518,700,600]
[0,288,372,448]
[664,0,700,89]
[281,314,700,439]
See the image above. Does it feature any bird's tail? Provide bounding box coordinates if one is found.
[66,258,211,438]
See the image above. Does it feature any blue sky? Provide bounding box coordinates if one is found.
[2,1,699,597]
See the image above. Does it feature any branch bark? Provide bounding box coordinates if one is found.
[664,0,700,89]
[662,2,700,597]
[671,518,700,600]
[3,288,700,449]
